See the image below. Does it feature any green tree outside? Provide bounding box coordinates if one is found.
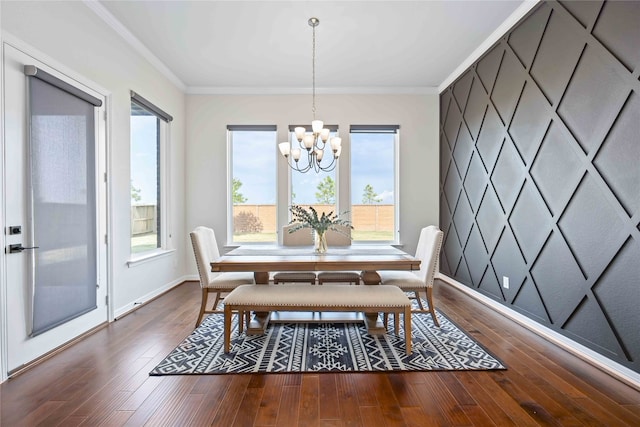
[315,176,336,204]
[362,184,382,204]
[233,178,247,204]
[131,183,141,202]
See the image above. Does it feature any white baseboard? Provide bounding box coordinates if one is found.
[439,274,640,391]
[114,275,192,319]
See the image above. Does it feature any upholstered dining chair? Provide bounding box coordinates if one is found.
[317,224,361,285]
[190,226,255,327]
[377,225,444,326]
[272,224,317,285]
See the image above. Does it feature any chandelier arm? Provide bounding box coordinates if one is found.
[324,163,337,172]
[312,150,337,173]
[315,136,328,151]
[310,152,319,174]
[321,154,338,172]
[316,161,337,173]
[297,138,310,152]
[285,155,313,173]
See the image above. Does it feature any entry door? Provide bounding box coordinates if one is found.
[3,44,108,374]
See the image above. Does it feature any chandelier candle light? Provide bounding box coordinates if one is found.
[279,17,342,173]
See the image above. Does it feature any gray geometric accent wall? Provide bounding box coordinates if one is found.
[439,0,640,373]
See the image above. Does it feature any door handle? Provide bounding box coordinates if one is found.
[7,244,39,254]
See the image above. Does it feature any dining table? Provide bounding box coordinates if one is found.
[210,244,420,335]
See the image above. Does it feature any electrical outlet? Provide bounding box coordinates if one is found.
[502,276,509,289]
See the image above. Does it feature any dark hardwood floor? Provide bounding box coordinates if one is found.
[2,280,639,426]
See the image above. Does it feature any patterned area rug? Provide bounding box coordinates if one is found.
[150,308,505,375]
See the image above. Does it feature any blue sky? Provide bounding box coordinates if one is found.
[350,133,395,204]
[232,131,278,204]
[130,115,158,204]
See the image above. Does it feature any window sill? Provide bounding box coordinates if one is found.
[127,248,175,268]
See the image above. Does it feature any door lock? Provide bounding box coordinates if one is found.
[7,244,39,254]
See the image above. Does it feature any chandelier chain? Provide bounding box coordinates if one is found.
[312,22,316,120]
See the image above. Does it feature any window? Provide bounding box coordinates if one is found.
[350,125,399,242]
[228,125,277,243]
[130,91,172,255]
[289,125,339,218]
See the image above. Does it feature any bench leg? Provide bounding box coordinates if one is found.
[224,306,232,353]
[404,307,412,355]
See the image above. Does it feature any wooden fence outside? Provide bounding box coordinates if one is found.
[131,204,157,235]
[232,204,394,233]
[133,204,395,235]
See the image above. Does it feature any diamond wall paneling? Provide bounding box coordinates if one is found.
[557,45,629,155]
[453,125,474,177]
[512,277,550,323]
[491,226,528,301]
[593,92,640,217]
[507,3,551,70]
[476,105,505,172]
[592,0,640,72]
[439,0,640,372]
[491,138,526,212]
[508,82,552,164]
[464,225,489,286]
[463,153,489,212]
[476,46,503,94]
[464,78,489,140]
[529,5,585,107]
[509,179,552,263]
[530,122,584,216]
[491,50,527,125]
[559,0,602,29]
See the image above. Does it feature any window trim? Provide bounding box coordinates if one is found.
[128,93,172,261]
[228,124,276,132]
[288,124,339,132]
[227,126,278,245]
[349,124,399,134]
[349,126,400,244]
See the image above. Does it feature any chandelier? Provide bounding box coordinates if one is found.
[278,17,342,173]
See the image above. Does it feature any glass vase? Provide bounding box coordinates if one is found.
[314,230,328,254]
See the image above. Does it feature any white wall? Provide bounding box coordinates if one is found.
[1,1,188,315]
[186,93,439,262]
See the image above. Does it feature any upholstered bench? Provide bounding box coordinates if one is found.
[223,284,412,354]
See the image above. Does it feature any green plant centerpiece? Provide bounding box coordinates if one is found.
[288,205,352,254]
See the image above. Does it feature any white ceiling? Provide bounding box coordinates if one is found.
[94,0,527,93]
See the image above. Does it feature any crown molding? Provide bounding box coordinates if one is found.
[186,86,438,95]
[438,0,541,93]
[82,0,186,92]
